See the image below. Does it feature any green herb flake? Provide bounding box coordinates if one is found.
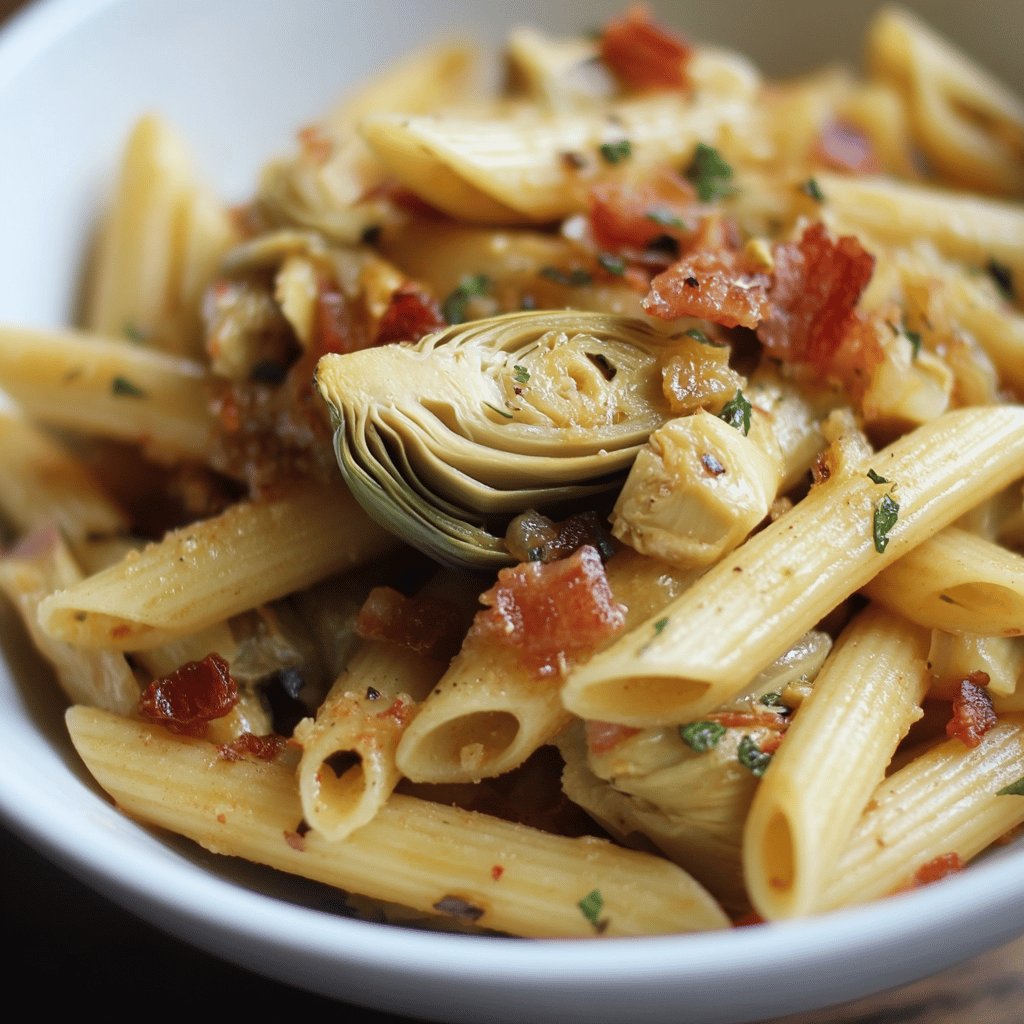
[998,777,1024,796]
[866,468,889,485]
[799,177,826,203]
[679,720,727,753]
[483,401,513,420]
[442,273,492,325]
[111,376,147,398]
[123,323,147,344]
[986,257,1015,302]
[737,735,772,777]
[718,390,752,435]
[577,888,607,932]
[597,252,626,276]
[685,142,736,203]
[760,691,783,707]
[512,364,530,385]
[683,327,726,347]
[906,330,922,359]
[653,617,669,635]
[539,266,593,288]
[599,138,632,164]
[646,208,686,229]
[873,492,900,553]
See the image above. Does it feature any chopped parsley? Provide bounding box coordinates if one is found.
[540,266,593,287]
[998,777,1024,796]
[111,375,146,397]
[483,401,513,420]
[512,364,530,385]
[986,257,1015,302]
[441,273,491,325]
[577,888,608,932]
[685,142,736,203]
[737,735,772,777]
[646,208,687,230]
[759,691,783,707]
[866,468,889,485]
[597,252,627,276]
[718,390,752,435]
[873,492,900,553]
[679,720,727,753]
[683,326,725,347]
[906,330,922,358]
[653,617,669,635]
[599,138,632,164]
[799,177,826,203]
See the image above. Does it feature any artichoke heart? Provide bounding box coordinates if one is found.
[314,310,683,567]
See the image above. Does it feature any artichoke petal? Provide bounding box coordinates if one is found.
[315,310,686,567]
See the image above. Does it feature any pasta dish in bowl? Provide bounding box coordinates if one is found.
[1,0,1024,1020]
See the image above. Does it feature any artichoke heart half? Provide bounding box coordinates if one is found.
[314,310,683,567]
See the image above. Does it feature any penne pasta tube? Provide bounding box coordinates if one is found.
[395,547,699,785]
[743,604,930,920]
[294,639,446,841]
[561,405,1024,728]
[815,171,1024,283]
[817,714,1024,911]
[928,630,1024,699]
[0,410,129,564]
[861,526,1024,636]
[0,526,138,714]
[85,113,238,357]
[0,325,215,462]
[67,705,730,937]
[37,481,398,651]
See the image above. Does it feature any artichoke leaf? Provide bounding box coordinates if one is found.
[315,310,686,568]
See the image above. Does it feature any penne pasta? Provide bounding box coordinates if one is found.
[67,705,730,937]
[562,406,1024,728]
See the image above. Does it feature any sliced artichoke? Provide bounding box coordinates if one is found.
[314,310,686,567]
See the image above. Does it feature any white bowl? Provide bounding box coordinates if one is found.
[2,1,1023,1021]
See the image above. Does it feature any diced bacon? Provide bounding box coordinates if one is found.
[945,671,996,748]
[585,720,642,754]
[813,118,881,175]
[912,851,964,887]
[643,248,771,329]
[375,283,446,345]
[468,545,627,678]
[588,170,697,253]
[757,222,875,371]
[599,5,693,91]
[315,282,369,356]
[356,585,467,662]
[138,653,239,738]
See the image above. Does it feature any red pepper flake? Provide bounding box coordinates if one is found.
[491,865,505,881]
[469,545,627,678]
[356,586,467,662]
[374,282,446,345]
[216,813,227,824]
[283,829,307,852]
[599,4,693,91]
[376,697,415,727]
[643,248,771,329]
[911,851,964,887]
[757,222,875,372]
[138,653,239,738]
[946,671,996,748]
[217,732,288,762]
